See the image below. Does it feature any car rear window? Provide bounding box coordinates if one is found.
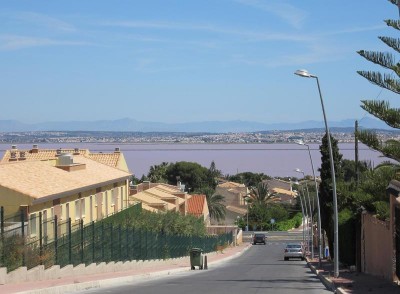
[287,244,301,249]
[255,234,265,237]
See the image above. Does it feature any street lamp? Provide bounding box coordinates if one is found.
[295,168,314,260]
[298,140,323,267]
[244,195,250,232]
[295,69,339,277]
[294,181,308,251]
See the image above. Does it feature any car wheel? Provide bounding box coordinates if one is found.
[301,257,305,261]
[284,257,288,261]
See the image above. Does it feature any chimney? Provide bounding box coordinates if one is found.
[31,144,39,154]
[143,181,150,190]
[114,147,120,153]
[9,145,18,161]
[19,151,26,160]
[10,150,17,161]
[56,154,86,172]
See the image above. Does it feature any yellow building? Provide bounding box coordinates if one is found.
[0,152,131,239]
[129,183,187,213]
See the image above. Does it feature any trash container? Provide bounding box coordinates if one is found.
[190,248,203,270]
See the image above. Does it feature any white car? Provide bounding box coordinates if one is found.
[284,243,305,261]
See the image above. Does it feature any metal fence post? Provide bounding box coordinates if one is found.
[21,210,25,267]
[101,222,104,260]
[0,206,4,234]
[1,206,4,266]
[80,219,84,264]
[119,225,122,261]
[54,215,58,265]
[39,211,43,265]
[126,227,129,261]
[92,221,95,263]
[68,218,72,265]
[110,224,113,261]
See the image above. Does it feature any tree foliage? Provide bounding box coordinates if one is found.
[228,172,269,187]
[318,133,342,257]
[147,162,170,183]
[357,0,400,162]
[120,210,207,236]
[165,161,212,191]
[248,182,276,206]
[197,187,226,223]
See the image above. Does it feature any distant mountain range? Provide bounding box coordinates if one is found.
[0,117,396,133]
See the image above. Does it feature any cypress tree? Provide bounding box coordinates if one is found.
[318,134,343,257]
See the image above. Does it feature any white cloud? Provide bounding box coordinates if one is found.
[100,20,312,43]
[8,11,76,32]
[234,0,307,29]
[0,35,90,50]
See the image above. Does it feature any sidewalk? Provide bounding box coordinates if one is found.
[307,257,400,294]
[0,243,251,294]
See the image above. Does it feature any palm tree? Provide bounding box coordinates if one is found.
[147,162,170,183]
[198,187,226,222]
[249,182,276,207]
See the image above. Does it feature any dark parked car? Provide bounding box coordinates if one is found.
[253,233,266,245]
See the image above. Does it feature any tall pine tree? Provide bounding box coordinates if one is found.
[357,0,400,160]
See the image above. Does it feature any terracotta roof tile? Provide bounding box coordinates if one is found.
[87,153,120,168]
[218,181,245,188]
[187,194,206,217]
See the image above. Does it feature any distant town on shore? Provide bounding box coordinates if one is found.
[1,128,399,144]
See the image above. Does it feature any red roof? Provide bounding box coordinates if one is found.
[187,194,206,217]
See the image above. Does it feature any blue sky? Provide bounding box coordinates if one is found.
[1,0,399,126]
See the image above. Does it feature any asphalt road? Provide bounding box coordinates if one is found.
[74,232,330,294]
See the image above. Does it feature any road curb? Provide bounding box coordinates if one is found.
[15,245,250,294]
[15,266,191,294]
[306,260,349,294]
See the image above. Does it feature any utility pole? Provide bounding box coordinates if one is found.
[355,120,359,187]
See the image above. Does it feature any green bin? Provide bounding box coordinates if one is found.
[190,248,203,270]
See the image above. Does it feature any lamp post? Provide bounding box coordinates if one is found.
[295,168,314,260]
[298,190,306,248]
[244,195,250,232]
[295,181,308,252]
[297,140,323,267]
[295,69,339,277]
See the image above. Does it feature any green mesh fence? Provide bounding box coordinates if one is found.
[1,203,233,271]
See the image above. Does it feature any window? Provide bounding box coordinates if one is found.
[30,213,37,236]
[66,203,70,220]
[90,196,93,222]
[43,210,48,242]
[121,187,124,209]
[75,200,80,220]
[81,198,85,217]
[111,189,115,206]
[105,191,109,216]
